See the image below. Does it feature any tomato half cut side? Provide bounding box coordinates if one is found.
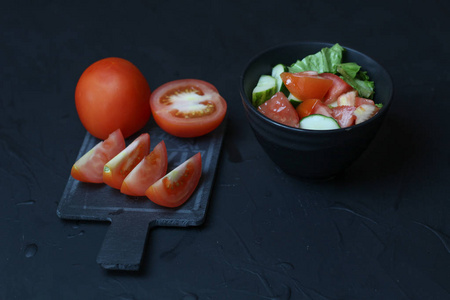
[149,79,227,138]
[145,152,202,208]
[103,133,150,189]
[121,140,168,196]
[280,72,333,101]
[71,129,125,183]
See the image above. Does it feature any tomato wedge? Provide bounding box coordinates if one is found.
[258,92,300,128]
[320,73,354,105]
[296,99,321,119]
[149,79,227,138]
[145,152,202,208]
[332,106,356,128]
[103,133,150,189]
[280,71,333,101]
[71,129,125,183]
[120,141,168,196]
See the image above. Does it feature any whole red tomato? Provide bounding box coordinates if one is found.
[75,57,151,140]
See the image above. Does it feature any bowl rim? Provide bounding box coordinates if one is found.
[240,41,393,135]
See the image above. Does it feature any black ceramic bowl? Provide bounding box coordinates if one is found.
[240,42,393,179]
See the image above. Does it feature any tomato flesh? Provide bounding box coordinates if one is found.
[120,141,168,196]
[280,72,333,101]
[145,152,202,208]
[332,106,356,128]
[258,92,300,128]
[320,73,354,105]
[296,99,320,120]
[75,57,151,140]
[103,133,150,189]
[71,129,125,183]
[150,79,227,138]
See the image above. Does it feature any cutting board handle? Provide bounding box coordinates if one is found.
[96,214,152,271]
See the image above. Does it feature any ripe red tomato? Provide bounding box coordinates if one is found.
[149,79,227,138]
[103,133,150,189]
[258,92,299,128]
[280,71,333,101]
[320,73,354,105]
[75,57,151,140]
[332,106,356,128]
[71,129,125,183]
[145,152,202,208]
[120,141,168,197]
[296,99,320,120]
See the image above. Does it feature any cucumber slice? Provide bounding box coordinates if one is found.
[288,93,301,108]
[271,64,289,95]
[299,114,341,130]
[252,75,277,107]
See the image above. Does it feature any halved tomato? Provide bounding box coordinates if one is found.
[332,106,356,128]
[71,129,125,183]
[320,73,354,105]
[280,71,333,101]
[149,79,227,138]
[257,92,300,128]
[145,152,202,208]
[120,140,168,196]
[103,133,150,189]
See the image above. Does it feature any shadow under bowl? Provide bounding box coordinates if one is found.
[240,42,393,179]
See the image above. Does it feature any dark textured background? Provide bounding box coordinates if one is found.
[1,1,449,299]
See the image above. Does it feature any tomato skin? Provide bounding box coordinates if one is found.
[103,133,150,189]
[75,57,151,140]
[71,129,125,183]
[320,73,354,105]
[332,106,356,128]
[296,98,320,120]
[258,92,300,128]
[120,141,168,196]
[355,97,375,107]
[149,79,227,138]
[280,72,333,101]
[145,152,202,208]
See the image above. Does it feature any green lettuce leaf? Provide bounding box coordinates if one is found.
[288,43,345,74]
[336,63,375,99]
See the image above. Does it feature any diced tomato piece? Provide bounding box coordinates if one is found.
[337,91,358,107]
[257,92,300,128]
[121,141,168,196]
[146,152,202,208]
[312,101,333,118]
[332,106,356,128]
[280,72,333,101]
[71,129,125,183]
[354,104,380,124]
[103,133,150,189]
[355,97,375,107]
[296,98,321,119]
[320,73,354,105]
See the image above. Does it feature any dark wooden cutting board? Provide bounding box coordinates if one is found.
[57,119,226,271]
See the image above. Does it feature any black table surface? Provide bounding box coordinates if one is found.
[1,1,449,299]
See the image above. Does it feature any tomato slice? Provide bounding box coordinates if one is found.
[71,129,125,183]
[332,106,356,128]
[103,133,150,189]
[120,141,168,196]
[257,92,300,128]
[149,79,227,138]
[145,152,202,208]
[320,73,354,105]
[280,72,333,101]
